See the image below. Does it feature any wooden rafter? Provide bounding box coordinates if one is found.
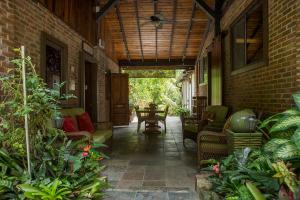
[182,3,196,62]
[154,1,158,62]
[115,4,131,61]
[196,19,211,62]
[193,0,215,19]
[169,0,177,62]
[134,0,144,61]
[96,0,119,21]
[119,59,196,67]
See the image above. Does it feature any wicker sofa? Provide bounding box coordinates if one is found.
[60,108,112,147]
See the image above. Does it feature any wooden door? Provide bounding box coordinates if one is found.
[84,61,98,122]
[111,73,129,126]
[209,36,223,105]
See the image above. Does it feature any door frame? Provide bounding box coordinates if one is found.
[79,52,98,113]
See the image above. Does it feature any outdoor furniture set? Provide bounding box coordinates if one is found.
[135,103,169,134]
[181,97,263,169]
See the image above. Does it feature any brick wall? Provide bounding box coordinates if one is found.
[196,0,300,114]
[0,0,118,123]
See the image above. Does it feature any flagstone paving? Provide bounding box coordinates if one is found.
[103,117,199,200]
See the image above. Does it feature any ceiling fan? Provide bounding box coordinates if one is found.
[140,13,206,29]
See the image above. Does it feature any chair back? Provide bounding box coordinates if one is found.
[206,105,229,123]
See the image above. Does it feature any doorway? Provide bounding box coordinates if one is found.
[80,52,98,123]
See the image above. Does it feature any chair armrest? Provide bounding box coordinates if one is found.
[66,131,92,142]
[197,131,227,144]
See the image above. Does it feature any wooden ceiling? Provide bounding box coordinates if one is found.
[99,0,215,68]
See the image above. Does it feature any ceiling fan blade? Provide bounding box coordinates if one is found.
[140,21,152,27]
[139,17,151,21]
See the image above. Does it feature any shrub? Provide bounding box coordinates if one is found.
[0,49,108,199]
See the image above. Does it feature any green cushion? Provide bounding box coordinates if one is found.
[206,106,228,123]
[60,108,85,118]
[184,124,198,133]
[93,129,112,144]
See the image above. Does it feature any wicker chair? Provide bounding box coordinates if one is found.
[197,117,231,169]
[182,105,229,148]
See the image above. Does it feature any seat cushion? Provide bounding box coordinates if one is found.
[93,129,112,144]
[184,124,198,133]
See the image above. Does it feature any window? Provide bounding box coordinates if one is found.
[231,1,266,71]
[41,32,68,94]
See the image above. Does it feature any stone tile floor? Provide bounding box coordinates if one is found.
[102,117,199,200]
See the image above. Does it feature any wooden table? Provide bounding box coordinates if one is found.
[139,110,164,134]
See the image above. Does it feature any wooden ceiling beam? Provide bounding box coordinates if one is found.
[96,0,119,21]
[134,0,144,61]
[169,0,177,62]
[214,0,223,35]
[119,59,196,67]
[115,4,131,61]
[193,0,215,19]
[122,65,195,70]
[182,3,196,62]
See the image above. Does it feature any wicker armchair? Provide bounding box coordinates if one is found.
[182,105,229,148]
[197,117,231,169]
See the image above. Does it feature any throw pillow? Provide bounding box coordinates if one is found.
[76,112,95,133]
[63,116,79,132]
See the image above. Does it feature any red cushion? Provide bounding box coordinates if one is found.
[63,117,79,132]
[76,112,95,133]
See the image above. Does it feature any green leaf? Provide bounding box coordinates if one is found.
[291,128,300,150]
[18,184,41,193]
[246,182,266,200]
[274,141,300,160]
[270,116,300,133]
[293,93,300,110]
[264,138,289,153]
[69,156,82,173]
[92,142,107,148]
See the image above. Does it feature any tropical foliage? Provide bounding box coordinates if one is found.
[129,73,182,115]
[0,49,108,199]
[207,93,300,199]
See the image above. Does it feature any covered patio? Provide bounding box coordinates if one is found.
[103,117,198,199]
[1,0,300,199]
